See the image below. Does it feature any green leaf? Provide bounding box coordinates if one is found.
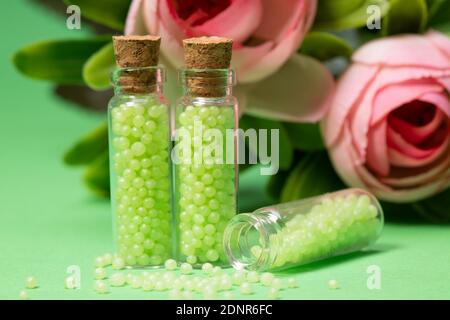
[64,0,132,30]
[13,37,110,84]
[64,122,108,165]
[316,0,367,21]
[413,188,450,223]
[83,42,115,90]
[84,151,110,197]
[427,0,450,34]
[283,122,325,151]
[240,115,293,170]
[383,0,428,35]
[267,169,291,200]
[300,32,353,61]
[314,0,390,31]
[281,152,345,202]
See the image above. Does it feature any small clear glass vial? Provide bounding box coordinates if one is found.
[108,66,172,267]
[223,189,383,271]
[173,68,239,265]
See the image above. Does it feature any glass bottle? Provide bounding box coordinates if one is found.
[173,68,238,265]
[223,189,384,271]
[108,66,172,267]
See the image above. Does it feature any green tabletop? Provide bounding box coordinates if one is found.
[1,0,449,300]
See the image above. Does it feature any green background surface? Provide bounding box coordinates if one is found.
[0,0,449,300]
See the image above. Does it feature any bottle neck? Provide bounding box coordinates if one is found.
[223,210,282,272]
[179,68,235,98]
[112,66,165,95]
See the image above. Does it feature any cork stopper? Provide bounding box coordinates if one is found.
[183,36,233,97]
[112,35,161,94]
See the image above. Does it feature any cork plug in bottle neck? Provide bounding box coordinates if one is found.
[112,35,162,94]
[182,36,233,98]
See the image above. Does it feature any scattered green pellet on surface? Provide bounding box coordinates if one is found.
[287,278,298,288]
[202,262,213,274]
[94,280,109,294]
[164,259,177,271]
[260,273,274,287]
[240,282,253,295]
[87,253,303,300]
[328,279,339,290]
[267,288,280,300]
[94,267,107,280]
[19,290,29,300]
[112,256,125,270]
[109,272,126,287]
[25,276,38,289]
[180,262,193,275]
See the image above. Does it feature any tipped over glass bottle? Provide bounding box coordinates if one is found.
[173,37,238,265]
[223,189,384,271]
[108,36,172,267]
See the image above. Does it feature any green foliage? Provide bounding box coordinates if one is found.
[267,169,291,200]
[426,0,450,34]
[64,0,132,30]
[64,122,108,165]
[413,189,450,223]
[239,115,293,170]
[83,151,110,197]
[13,37,110,85]
[281,152,345,202]
[83,42,115,90]
[313,0,390,31]
[65,122,110,196]
[300,32,353,61]
[283,122,325,151]
[383,0,428,35]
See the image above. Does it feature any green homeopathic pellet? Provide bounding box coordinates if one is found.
[110,101,172,266]
[174,37,238,265]
[224,189,384,271]
[108,36,172,267]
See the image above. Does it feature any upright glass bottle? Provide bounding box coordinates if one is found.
[108,36,172,267]
[223,189,384,271]
[173,37,238,265]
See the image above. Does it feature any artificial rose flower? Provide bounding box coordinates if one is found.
[125,0,334,123]
[323,31,450,203]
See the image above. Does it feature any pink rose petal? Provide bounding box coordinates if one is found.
[371,81,443,125]
[370,175,450,202]
[238,24,307,83]
[232,42,273,79]
[322,64,380,146]
[388,137,449,167]
[254,0,313,42]
[366,121,390,176]
[328,125,370,189]
[389,107,446,145]
[189,0,263,43]
[420,90,450,118]
[350,67,450,161]
[387,126,442,159]
[124,0,148,35]
[353,34,450,69]
[438,77,450,92]
[427,30,450,58]
[380,156,450,188]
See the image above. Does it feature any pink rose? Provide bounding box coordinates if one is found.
[125,0,333,122]
[323,31,450,203]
